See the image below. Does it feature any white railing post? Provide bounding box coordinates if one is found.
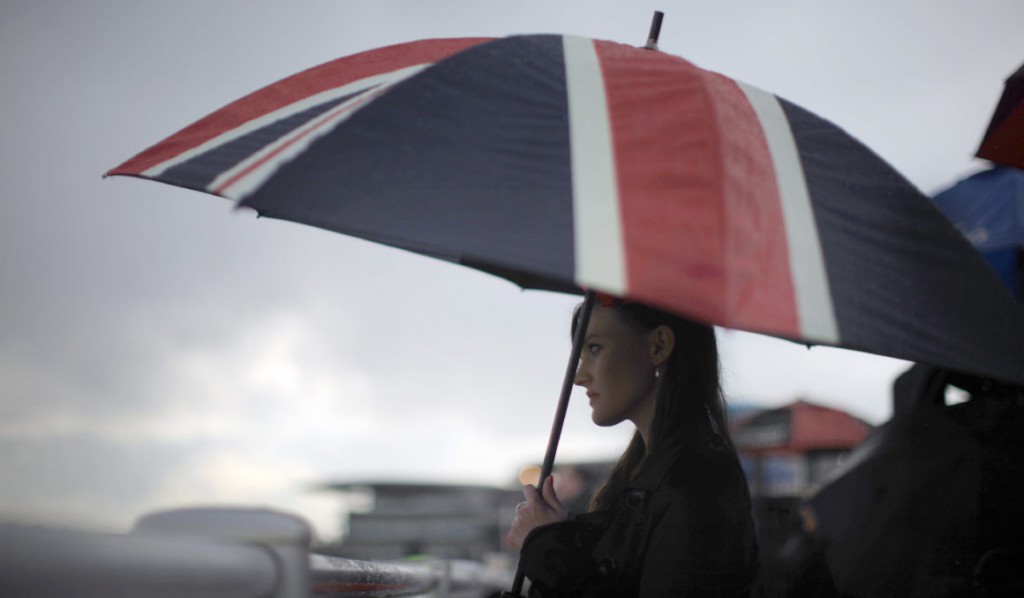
[134,507,313,598]
[0,519,279,597]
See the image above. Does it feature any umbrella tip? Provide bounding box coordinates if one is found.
[644,10,664,50]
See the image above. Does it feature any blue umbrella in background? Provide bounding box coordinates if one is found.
[933,166,1024,299]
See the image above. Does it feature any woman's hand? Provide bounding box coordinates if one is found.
[504,475,570,551]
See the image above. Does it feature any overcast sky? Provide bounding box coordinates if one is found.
[2,1,1021,541]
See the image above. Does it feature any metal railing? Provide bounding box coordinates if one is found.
[0,507,511,598]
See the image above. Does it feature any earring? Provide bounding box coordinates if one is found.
[654,367,662,379]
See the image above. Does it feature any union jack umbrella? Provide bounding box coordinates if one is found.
[107,35,1024,386]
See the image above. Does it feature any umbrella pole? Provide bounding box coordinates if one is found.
[506,289,597,597]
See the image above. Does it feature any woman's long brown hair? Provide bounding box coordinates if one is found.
[572,300,734,511]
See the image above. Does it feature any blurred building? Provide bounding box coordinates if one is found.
[320,482,521,562]
[731,399,872,583]
[317,400,871,579]
[733,399,872,498]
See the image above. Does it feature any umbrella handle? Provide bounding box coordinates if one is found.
[505,290,597,597]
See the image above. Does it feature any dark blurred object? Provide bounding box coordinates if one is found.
[790,364,1024,597]
[734,401,871,598]
[977,61,1024,169]
[933,166,1024,299]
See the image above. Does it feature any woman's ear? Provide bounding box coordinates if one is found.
[649,325,675,367]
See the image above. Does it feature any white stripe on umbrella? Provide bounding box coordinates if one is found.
[562,35,627,296]
[209,84,396,199]
[142,64,430,180]
[737,82,840,344]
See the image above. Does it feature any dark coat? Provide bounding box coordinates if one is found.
[519,431,758,596]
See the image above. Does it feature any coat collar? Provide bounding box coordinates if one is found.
[627,427,721,492]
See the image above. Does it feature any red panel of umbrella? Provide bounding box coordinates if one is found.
[107,33,1024,388]
[977,61,1024,170]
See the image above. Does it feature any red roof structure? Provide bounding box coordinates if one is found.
[732,400,870,456]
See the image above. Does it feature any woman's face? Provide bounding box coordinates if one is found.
[573,306,660,428]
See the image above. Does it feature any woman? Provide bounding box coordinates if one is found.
[505,296,758,596]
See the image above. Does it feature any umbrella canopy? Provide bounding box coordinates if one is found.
[107,34,1024,385]
[932,166,1024,299]
[977,61,1024,170]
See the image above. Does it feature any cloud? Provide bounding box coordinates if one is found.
[0,433,195,531]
